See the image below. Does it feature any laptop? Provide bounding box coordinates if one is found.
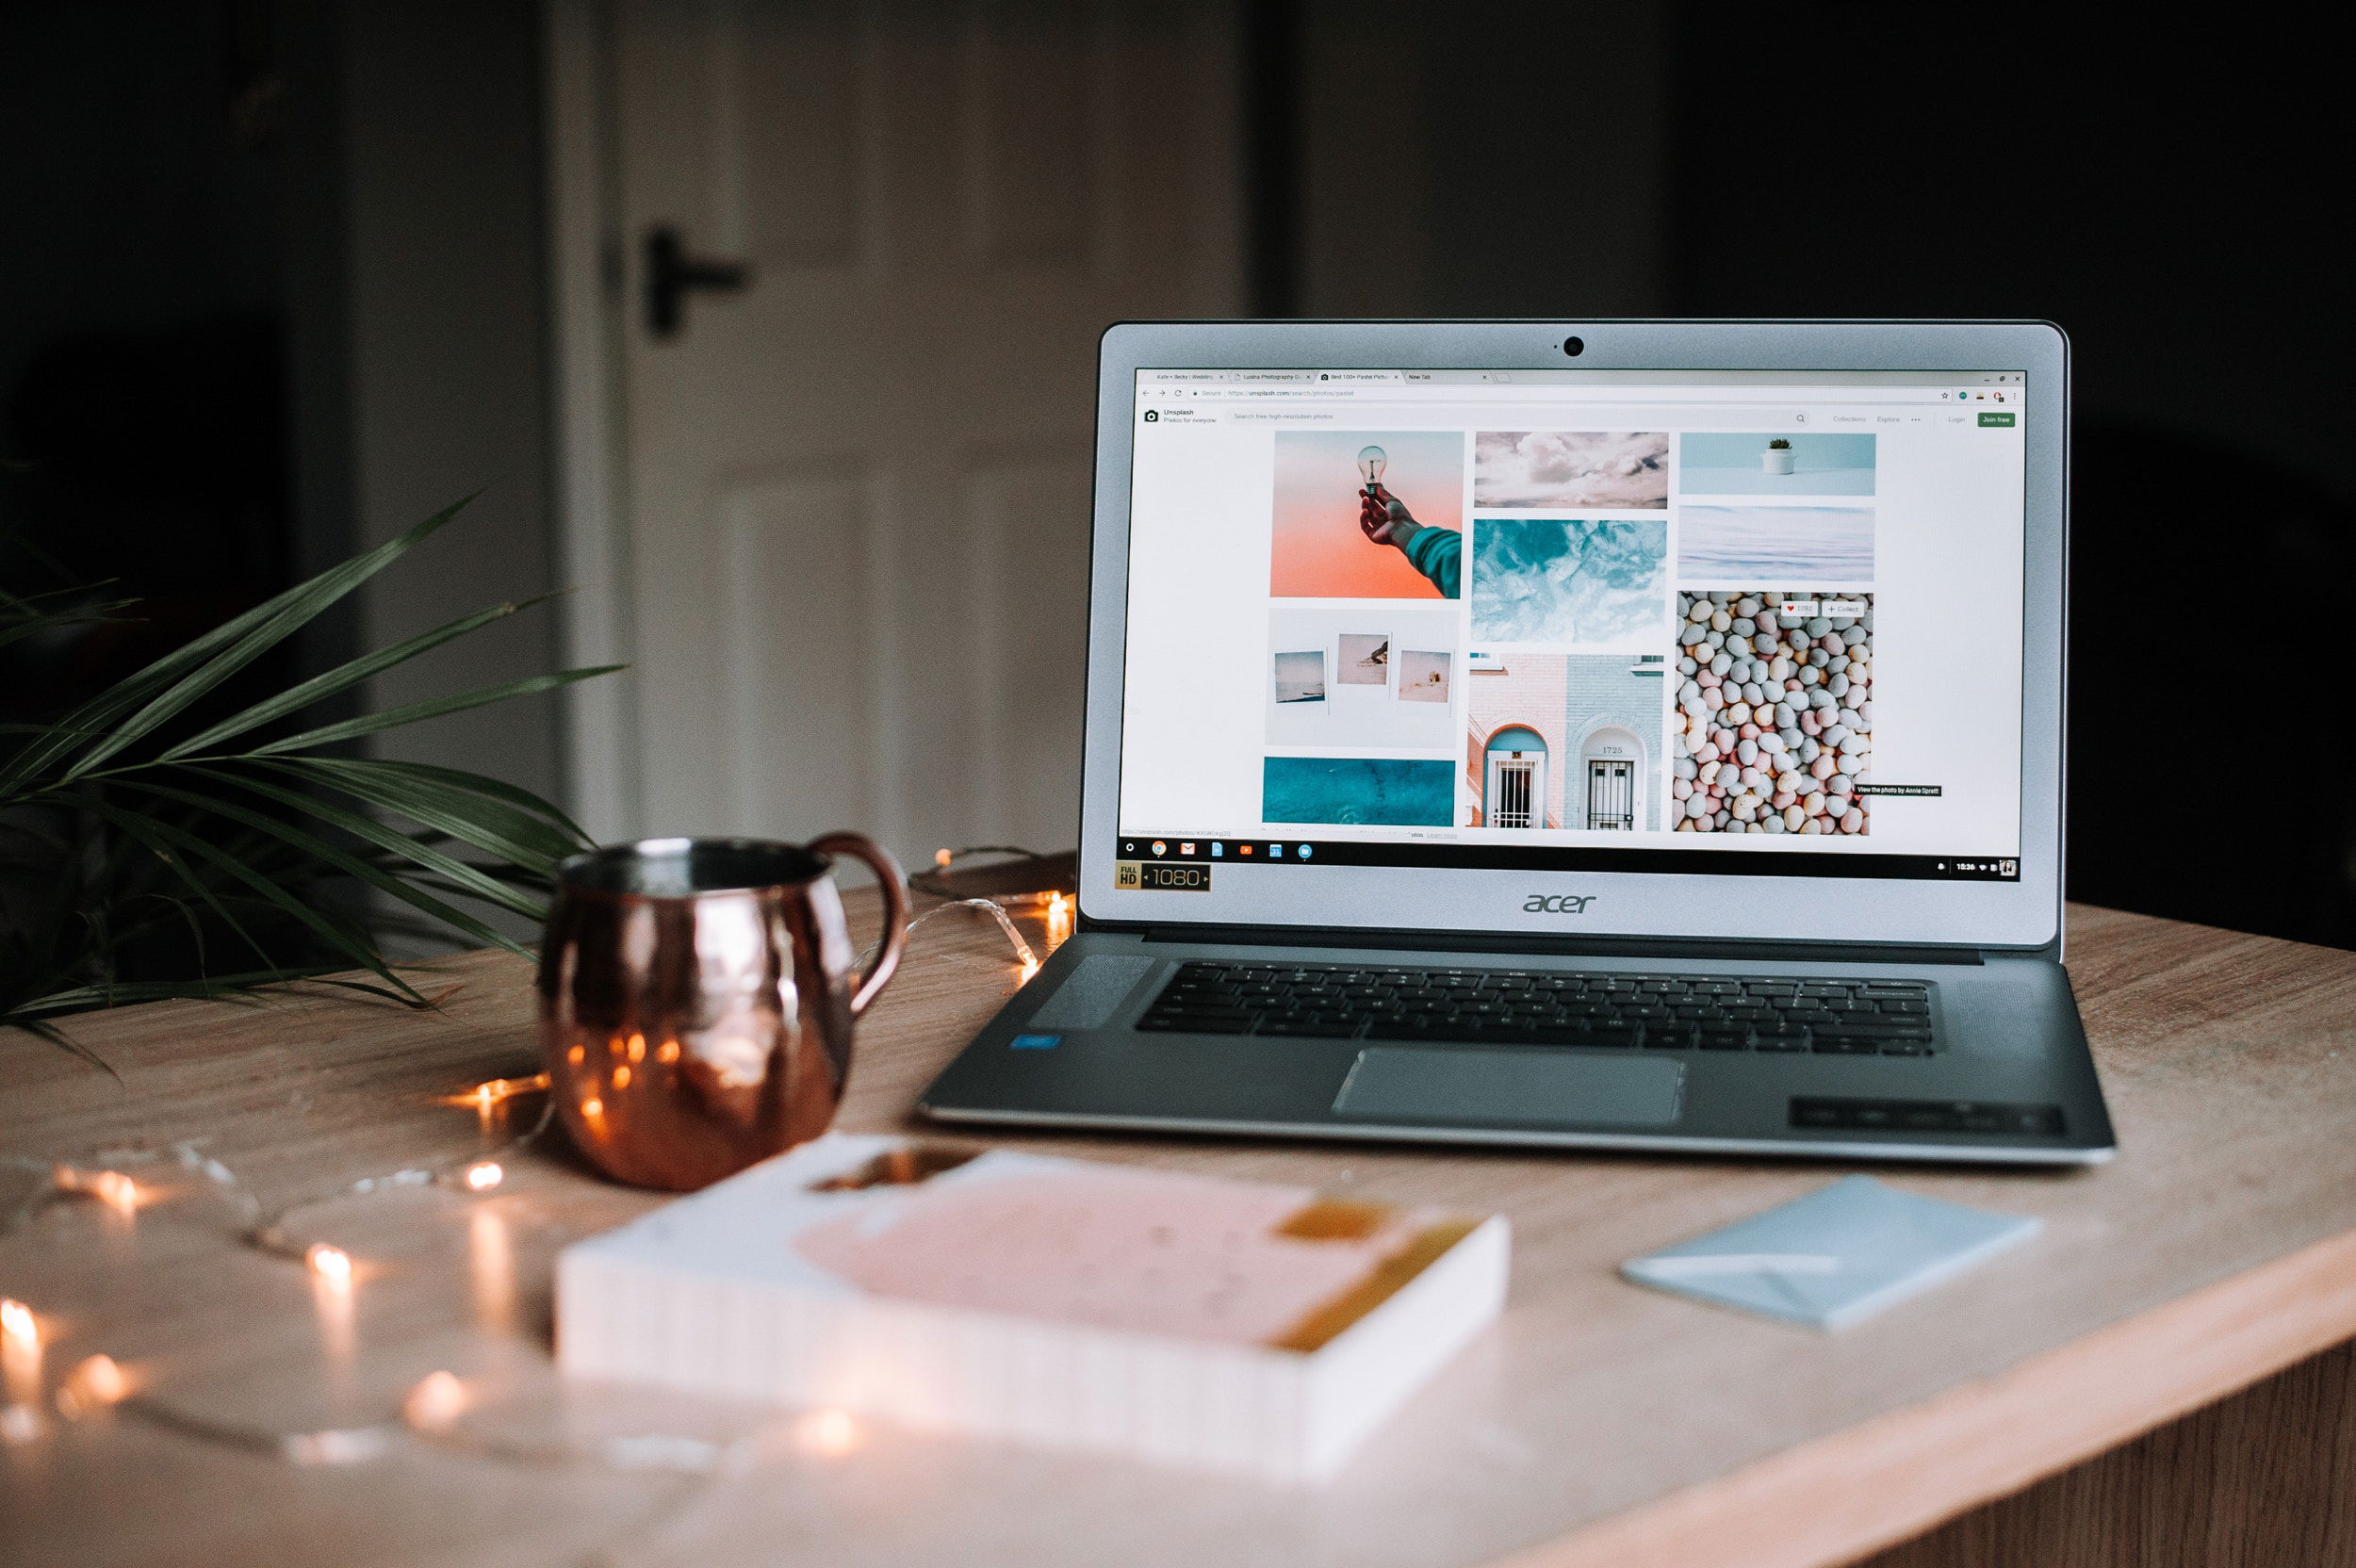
[919,319,2115,1165]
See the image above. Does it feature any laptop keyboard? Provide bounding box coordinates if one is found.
[1137,961,1936,1055]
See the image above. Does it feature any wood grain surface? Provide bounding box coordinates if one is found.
[1858,1339,2356,1568]
[2,899,2352,1568]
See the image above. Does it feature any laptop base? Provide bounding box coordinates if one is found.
[917,930,2116,1167]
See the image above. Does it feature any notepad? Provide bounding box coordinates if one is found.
[1619,1175,2039,1331]
[556,1134,1508,1480]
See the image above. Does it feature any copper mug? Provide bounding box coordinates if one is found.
[538,835,910,1190]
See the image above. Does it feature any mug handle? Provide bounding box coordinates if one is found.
[810,831,909,1018]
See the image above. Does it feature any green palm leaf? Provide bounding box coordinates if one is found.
[325,756,596,844]
[2,494,620,1051]
[254,756,580,873]
[187,765,547,922]
[121,778,532,955]
[79,795,424,1000]
[239,664,621,759]
[157,589,565,760]
[79,797,296,974]
[39,495,476,784]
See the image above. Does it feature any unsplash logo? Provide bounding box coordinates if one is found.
[1524,893,1595,914]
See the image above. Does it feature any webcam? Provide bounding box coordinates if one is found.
[1562,335,1584,356]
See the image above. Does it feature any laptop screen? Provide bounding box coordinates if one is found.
[1116,368,2027,885]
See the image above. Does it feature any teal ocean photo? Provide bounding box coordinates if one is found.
[1263,758,1454,826]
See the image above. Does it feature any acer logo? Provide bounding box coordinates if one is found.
[1524,894,1595,914]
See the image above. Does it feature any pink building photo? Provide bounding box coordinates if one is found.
[1464,654,1665,831]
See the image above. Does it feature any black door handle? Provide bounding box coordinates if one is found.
[645,225,752,338]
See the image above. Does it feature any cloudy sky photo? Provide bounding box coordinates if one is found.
[1474,431,1670,509]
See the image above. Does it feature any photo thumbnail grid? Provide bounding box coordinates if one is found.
[1253,427,1882,838]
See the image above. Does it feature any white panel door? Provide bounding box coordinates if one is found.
[602,0,1240,858]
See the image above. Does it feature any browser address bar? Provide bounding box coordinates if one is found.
[1163,386,1963,403]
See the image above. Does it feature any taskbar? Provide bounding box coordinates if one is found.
[1113,837,2021,883]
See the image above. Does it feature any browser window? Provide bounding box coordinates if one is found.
[1116,369,2028,883]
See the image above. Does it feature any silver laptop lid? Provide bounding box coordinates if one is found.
[1078,321,2065,951]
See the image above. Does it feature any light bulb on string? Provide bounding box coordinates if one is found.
[1357,445,1387,487]
[403,1370,468,1432]
[56,1354,128,1417]
[1,1298,38,1418]
[0,1299,33,1350]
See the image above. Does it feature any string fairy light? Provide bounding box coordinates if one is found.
[54,1353,130,1419]
[1,1295,39,1441]
[441,1072,552,1132]
[0,881,1060,1486]
[0,1104,843,1485]
[0,1298,33,1348]
[856,896,1044,981]
[794,1407,859,1457]
[49,1167,141,1214]
[402,1369,468,1432]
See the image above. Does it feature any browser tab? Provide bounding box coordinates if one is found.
[1232,370,1318,384]
[1314,369,1403,384]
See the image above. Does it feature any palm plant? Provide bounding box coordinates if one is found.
[0,498,619,1062]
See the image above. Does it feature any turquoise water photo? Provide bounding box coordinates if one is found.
[1471,517,1668,646]
[1263,757,1454,825]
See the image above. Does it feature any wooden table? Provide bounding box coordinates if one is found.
[4,900,2353,1568]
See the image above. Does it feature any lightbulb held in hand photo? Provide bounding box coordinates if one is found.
[1357,446,1405,544]
[1350,441,1463,598]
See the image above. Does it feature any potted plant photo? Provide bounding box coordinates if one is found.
[1762,438,1796,476]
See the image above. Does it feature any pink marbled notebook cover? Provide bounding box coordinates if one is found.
[791,1156,1470,1351]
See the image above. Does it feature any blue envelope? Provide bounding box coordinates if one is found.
[1620,1175,2041,1331]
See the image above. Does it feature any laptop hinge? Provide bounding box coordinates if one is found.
[1134,923,1988,968]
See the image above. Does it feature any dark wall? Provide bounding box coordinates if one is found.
[1268,3,2353,946]
[0,1,564,841]
[1670,3,2348,506]
[0,2,280,403]
[1666,5,2351,946]
[0,0,291,674]
[322,1,564,824]
[1279,2,1672,319]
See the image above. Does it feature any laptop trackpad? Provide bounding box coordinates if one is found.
[1334,1048,1684,1128]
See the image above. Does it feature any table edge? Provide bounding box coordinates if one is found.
[1484,1224,2356,1568]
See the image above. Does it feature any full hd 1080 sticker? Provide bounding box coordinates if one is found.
[1114,861,1209,891]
